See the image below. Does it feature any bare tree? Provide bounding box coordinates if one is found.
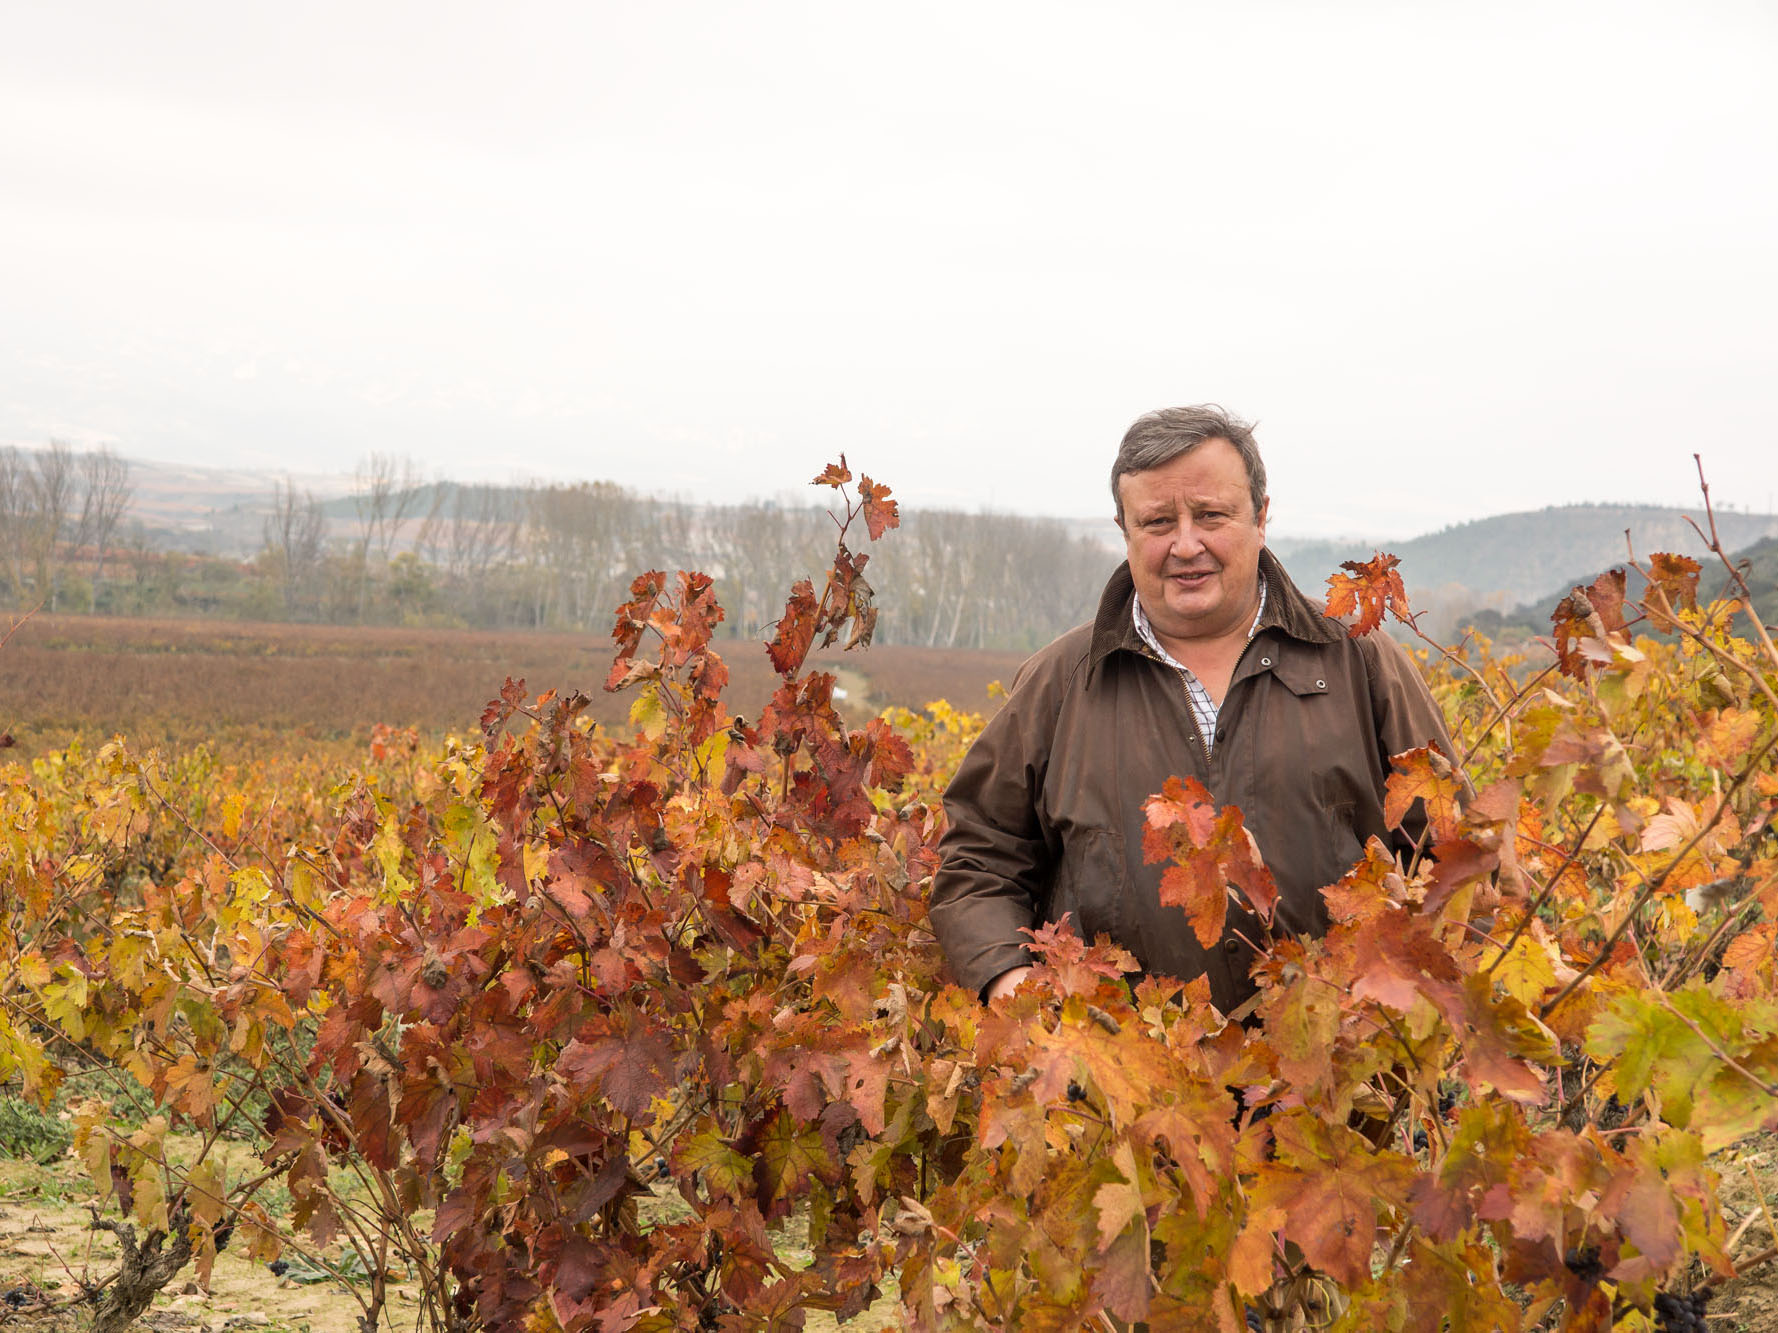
[73,447,133,607]
[0,448,26,603]
[417,482,522,587]
[370,454,422,561]
[523,481,635,628]
[262,479,327,616]
[27,442,76,611]
[349,453,421,620]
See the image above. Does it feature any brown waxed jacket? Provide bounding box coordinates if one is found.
[929,549,1461,1013]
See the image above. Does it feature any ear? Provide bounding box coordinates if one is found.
[1256,496,1269,537]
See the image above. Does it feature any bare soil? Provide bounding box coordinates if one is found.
[0,613,1017,755]
[0,1153,896,1333]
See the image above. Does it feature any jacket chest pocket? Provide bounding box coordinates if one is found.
[1045,827,1125,946]
[1224,655,1371,924]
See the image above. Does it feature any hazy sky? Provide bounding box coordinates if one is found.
[3,1,1774,537]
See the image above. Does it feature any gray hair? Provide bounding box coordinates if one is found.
[1110,405,1266,524]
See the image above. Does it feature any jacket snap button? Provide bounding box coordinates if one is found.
[1316,679,1326,689]
[1259,656,1271,667]
[1223,939,1242,954]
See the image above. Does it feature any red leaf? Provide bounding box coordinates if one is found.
[1325,552,1411,636]
[1349,907,1463,1014]
[858,476,900,540]
[1093,1226,1152,1323]
[556,1017,675,1120]
[811,457,852,488]
[609,570,667,658]
[1550,589,1611,679]
[1251,1112,1414,1288]
[767,579,820,677]
[1583,568,1629,632]
[1423,837,1498,916]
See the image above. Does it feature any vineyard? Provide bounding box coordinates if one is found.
[2,459,1777,1333]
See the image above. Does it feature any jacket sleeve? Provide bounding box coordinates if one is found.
[927,654,1066,998]
[1361,633,1471,853]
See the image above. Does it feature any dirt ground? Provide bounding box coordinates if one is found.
[1,1137,1772,1332]
[1709,1133,1778,1331]
[0,1152,895,1333]
[0,1156,419,1333]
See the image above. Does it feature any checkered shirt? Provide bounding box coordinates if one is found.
[1132,578,1268,755]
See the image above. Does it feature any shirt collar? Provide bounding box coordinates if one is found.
[1131,576,1268,670]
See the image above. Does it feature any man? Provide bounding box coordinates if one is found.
[929,406,1459,1011]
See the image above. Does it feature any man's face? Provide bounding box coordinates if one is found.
[1116,438,1269,646]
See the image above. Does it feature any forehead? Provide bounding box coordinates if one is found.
[1118,439,1252,511]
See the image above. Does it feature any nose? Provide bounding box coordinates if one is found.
[1167,517,1207,561]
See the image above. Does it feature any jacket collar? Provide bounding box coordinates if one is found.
[1087,547,1343,677]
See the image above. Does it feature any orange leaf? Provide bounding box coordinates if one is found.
[811,457,852,488]
[1325,552,1410,636]
[858,476,900,540]
[1142,777,1278,949]
[1645,551,1701,622]
[1384,746,1464,845]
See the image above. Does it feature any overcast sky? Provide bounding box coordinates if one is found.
[3,1,1774,538]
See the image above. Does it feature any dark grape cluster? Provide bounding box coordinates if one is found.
[1562,1245,1603,1284]
[1652,1286,1711,1332]
[1066,1080,1087,1103]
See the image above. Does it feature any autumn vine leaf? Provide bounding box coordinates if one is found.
[1325,552,1411,636]
[1141,775,1278,947]
[766,578,820,676]
[1384,744,1465,845]
[1644,551,1703,629]
[858,476,900,540]
[10,455,1778,1333]
[1550,569,1629,678]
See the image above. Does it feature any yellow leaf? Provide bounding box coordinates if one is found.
[130,1164,168,1231]
[1092,1138,1148,1251]
[71,1100,115,1200]
[523,839,550,885]
[629,685,668,740]
[221,791,248,839]
[185,1159,226,1228]
[1489,929,1559,1006]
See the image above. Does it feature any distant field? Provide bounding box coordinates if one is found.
[0,613,1023,752]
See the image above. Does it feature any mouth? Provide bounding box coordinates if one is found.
[1167,568,1218,588]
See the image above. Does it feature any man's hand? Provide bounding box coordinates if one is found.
[985,965,1033,1003]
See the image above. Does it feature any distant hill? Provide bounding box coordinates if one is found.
[124,455,350,554]
[1463,533,1778,640]
[104,460,1778,622]
[1711,535,1778,626]
[1270,504,1778,607]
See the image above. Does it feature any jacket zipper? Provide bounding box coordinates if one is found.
[1154,634,1269,794]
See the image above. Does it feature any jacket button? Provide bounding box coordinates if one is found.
[1316,679,1326,689]
[1223,939,1242,955]
[1259,656,1272,667]
[1214,728,1225,743]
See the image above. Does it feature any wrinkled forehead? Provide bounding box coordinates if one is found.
[1116,459,1257,517]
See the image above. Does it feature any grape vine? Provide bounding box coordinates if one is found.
[1,457,1775,1332]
